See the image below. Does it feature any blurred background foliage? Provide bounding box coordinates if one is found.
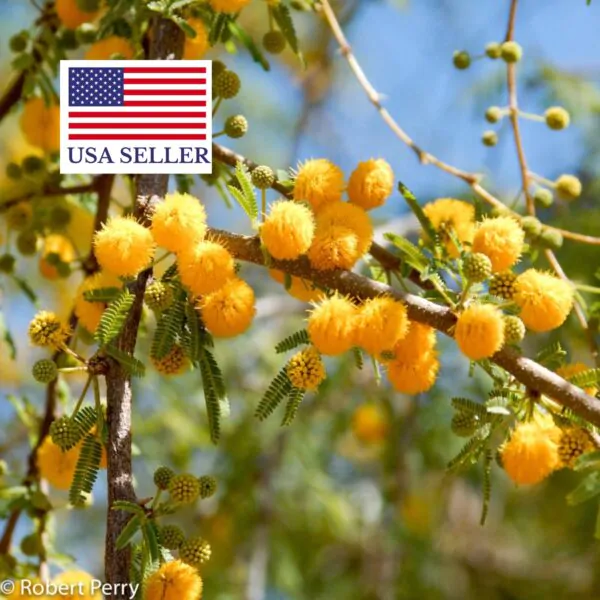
[1,0,600,598]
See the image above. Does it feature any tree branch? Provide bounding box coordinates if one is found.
[103,18,185,595]
[0,183,97,214]
[209,227,600,427]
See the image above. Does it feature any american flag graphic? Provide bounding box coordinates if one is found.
[67,65,208,141]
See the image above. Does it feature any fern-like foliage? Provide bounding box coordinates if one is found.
[227,161,258,222]
[275,329,310,354]
[198,347,227,444]
[451,397,489,419]
[105,345,146,377]
[151,298,185,360]
[255,366,293,421]
[447,426,491,473]
[398,181,438,245]
[281,387,305,426]
[69,434,102,507]
[536,341,567,368]
[353,347,364,370]
[69,406,99,449]
[480,449,493,525]
[564,368,600,391]
[94,289,135,346]
[182,304,213,363]
[83,287,122,303]
[383,233,429,272]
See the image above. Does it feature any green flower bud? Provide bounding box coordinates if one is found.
[251,165,275,189]
[169,474,200,504]
[263,30,286,54]
[22,155,45,174]
[485,106,502,123]
[538,228,563,250]
[545,106,570,131]
[463,252,492,283]
[180,536,212,567]
[32,359,58,384]
[6,162,22,180]
[144,281,174,313]
[0,254,16,274]
[56,261,72,279]
[153,466,175,490]
[159,525,185,550]
[500,41,522,63]
[198,475,217,499]
[49,416,78,450]
[224,114,248,139]
[485,42,502,59]
[482,130,498,147]
[555,174,582,201]
[489,270,517,300]
[503,315,526,344]
[76,23,98,45]
[212,60,227,79]
[453,50,471,70]
[214,70,241,99]
[9,33,28,53]
[520,216,542,237]
[20,534,42,557]
[49,206,72,229]
[533,188,553,208]
[58,29,79,50]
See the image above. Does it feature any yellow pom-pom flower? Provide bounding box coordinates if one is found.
[315,201,373,255]
[293,158,345,211]
[556,362,598,397]
[178,240,235,296]
[183,18,210,60]
[514,269,573,332]
[355,297,409,356]
[454,304,505,360]
[261,200,315,260]
[85,36,135,60]
[387,351,439,394]
[53,571,102,600]
[347,158,394,210]
[286,346,326,391]
[422,198,475,258]
[389,320,436,361]
[28,311,70,349]
[500,414,561,485]
[55,0,100,29]
[151,192,207,254]
[199,278,255,337]
[307,224,360,271]
[74,271,122,334]
[351,404,389,444]
[20,98,60,153]
[94,216,155,277]
[36,436,80,490]
[144,560,203,600]
[151,345,188,376]
[209,0,251,13]
[307,294,357,355]
[472,216,525,272]
[269,269,325,303]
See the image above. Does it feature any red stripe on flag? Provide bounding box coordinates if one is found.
[123,78,206,85]
[124,100,207,107]
[124,89,206,96]
[69,111,207,118]
[69,122,206,129]
[124,67,206,73]
[69,133,207,140]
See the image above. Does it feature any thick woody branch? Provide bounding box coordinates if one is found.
[210,227,600,427]
[103,18,185,595]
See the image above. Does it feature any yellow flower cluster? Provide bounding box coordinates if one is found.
[144,560,203,600]
[422,198,475,257]
[472,216,525,272]
[151,345,189,376]
[351,404,389,444]
[454,304,505,360]
[55,0,100,29]
[28,311,70,349]
[286,346,326,391]
[261,201,315,260]
[269,269,324,303]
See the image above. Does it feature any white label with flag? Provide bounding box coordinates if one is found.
[59,60,212,175]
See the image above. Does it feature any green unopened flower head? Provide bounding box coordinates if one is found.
[212,60,227,79]
[520,216,542,237]
[6,202,32,231]
[485,106,502,123]
[9,32,28,53]
[489,270,517,299]
[545,106,570,131]
[451,412,480,437]
[485,42,502,59]
[49,415,78,450]
[555,174,582,201]
[59,29,79,50]
[144,281,174,313]
[0,254,15,274]
[453,50,471,70]
[263,30,286,54]
[251,165,275,189]
[169,473,200,504]
[214,70,241,99]
[153,466,175,490]
[482,130,498,147]
[500,41,522,63]
[22,155,45,174]
[159,525,185,550]
[76,23,98,45]
[6,162,22,180]
[20,534,42,557]
[180,537,212,567]
[538,227,563,250]
[32,359,58,384]
[49,206,72,229]
[198,475,217,499]
[533,188,553,208]
[503,315,526,344]
[463,252,492,283]
[224,114,248,139]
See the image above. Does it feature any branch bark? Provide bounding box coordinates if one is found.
[103,18,184,595]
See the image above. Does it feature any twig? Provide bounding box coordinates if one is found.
[0,183,97,214]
